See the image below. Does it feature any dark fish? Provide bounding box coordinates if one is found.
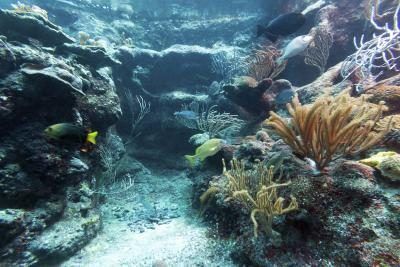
[257,12,306,42]
[44,123,98,145]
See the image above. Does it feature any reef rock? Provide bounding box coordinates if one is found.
[21,63,86,96]
[114,44,243,96]
[0,16,121,266]
[315,2,365,46]
[27,187,100,265]
[0,9,75,46]
[56,43,121,69]
[223,76,273,118]
[365,83,400,114]
[296,62,348,103]
[223,77,297,119]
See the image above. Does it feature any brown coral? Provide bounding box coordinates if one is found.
[266,93,393,170]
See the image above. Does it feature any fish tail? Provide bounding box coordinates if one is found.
[276,56,285,65]
[86,131,98,145]
[184,155,197,168]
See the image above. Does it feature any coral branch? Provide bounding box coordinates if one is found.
[267,93,393,170]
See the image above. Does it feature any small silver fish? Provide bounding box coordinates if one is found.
[174,110,198,120]
[277,35,313,64]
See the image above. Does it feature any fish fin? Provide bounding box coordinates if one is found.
[185,155,197,168]
[264,31,278,43]
[276,57,286,66]
[86,131,98,145]
[256,25,266,38]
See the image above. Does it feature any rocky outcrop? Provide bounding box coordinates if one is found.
[56,43,121,69]
[296,62,348,103]
[21,63,86,96]
[114,45,224,96]
[0,9,121,266]
[0,9,75,46]
[26,187,101,266]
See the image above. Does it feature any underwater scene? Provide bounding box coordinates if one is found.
[0,0,399,266]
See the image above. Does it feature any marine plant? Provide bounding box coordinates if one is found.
[122,89,151,144]
[341,0,400,91]
[266,93,393,170]
[223,158,298,237]
[175,101,244,139]
[211,48,248,82]
[304,26,333,74]
[96,130,135,199]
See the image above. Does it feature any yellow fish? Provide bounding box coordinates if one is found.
[185,138,224,167]
[359,151,398,167]
[44,123,98,146]
[359,151,400,181]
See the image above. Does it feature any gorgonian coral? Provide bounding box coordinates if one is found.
[267,93,393,170]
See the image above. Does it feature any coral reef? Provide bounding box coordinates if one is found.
[0,0,399,266]
[198,137,400,266]
[0,7,121,266]
[245,45,286,81]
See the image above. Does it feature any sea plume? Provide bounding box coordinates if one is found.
[266,92,393,170]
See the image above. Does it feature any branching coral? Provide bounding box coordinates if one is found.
[266,93,393,170]
[224,158,298,237]
[122,89,151,143]
[341,1,400,91]
[211,48,248,82]
[175,101,244,138]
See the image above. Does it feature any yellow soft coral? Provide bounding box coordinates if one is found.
[223,158,298,237]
